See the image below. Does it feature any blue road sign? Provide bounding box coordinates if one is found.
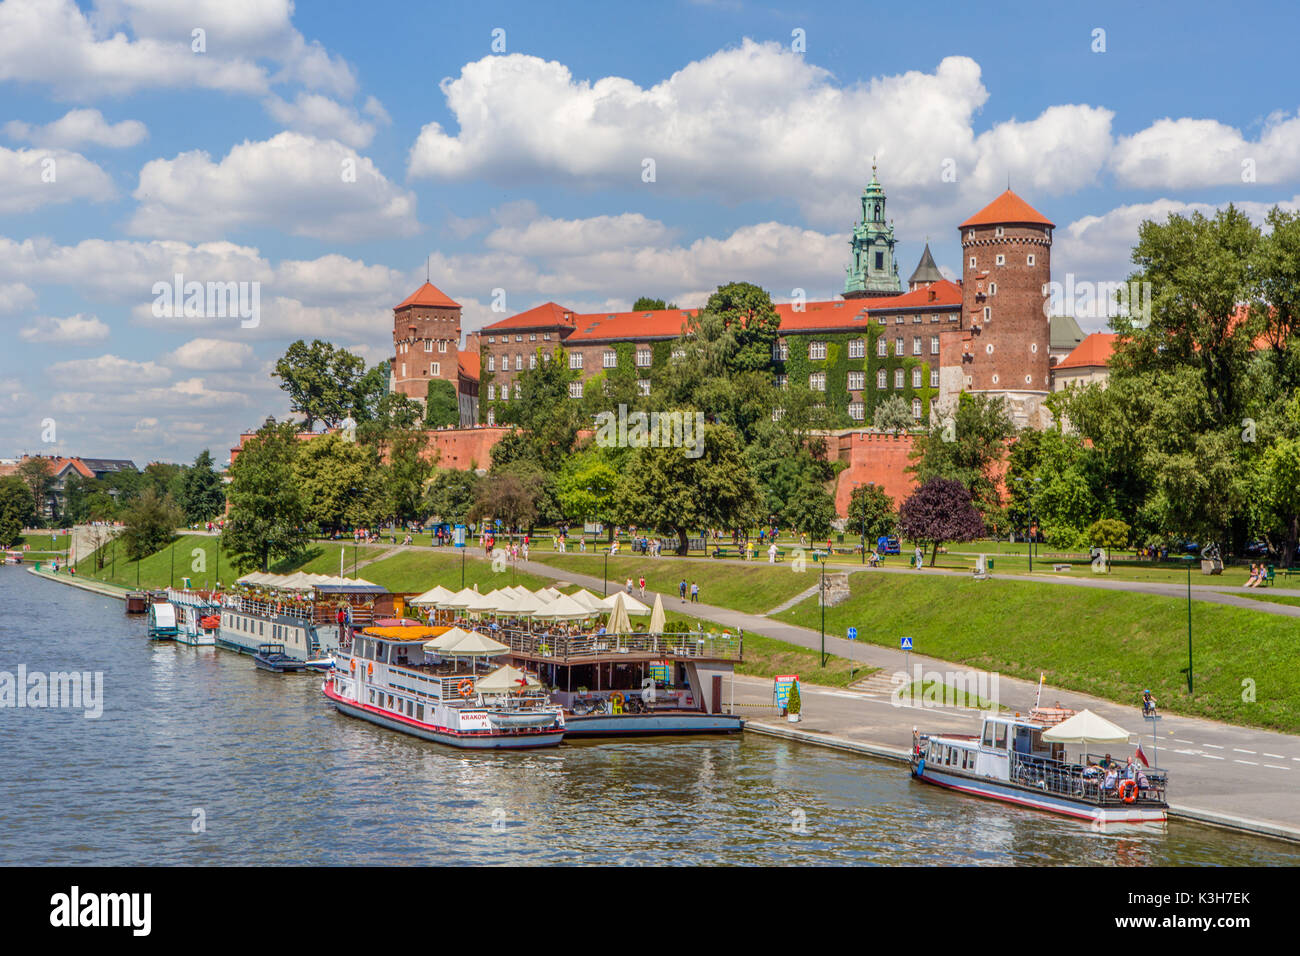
[900,636,913,650]
[847,627,858,641]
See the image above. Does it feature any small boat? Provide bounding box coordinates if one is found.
[170,591,221,646]
[303,654,336,672]
[254,643,308,673]
[147,602,178,640]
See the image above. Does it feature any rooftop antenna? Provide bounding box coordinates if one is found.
[426,255,430,283]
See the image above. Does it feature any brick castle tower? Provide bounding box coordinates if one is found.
[391,281,462,405]
[937,190,1053,428]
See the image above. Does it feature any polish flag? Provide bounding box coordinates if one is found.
[1134,744,1150,768]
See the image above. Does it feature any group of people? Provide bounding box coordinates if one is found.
[1087,754,1151,794]
[1244,563,1269,587]
[677,578,700,603]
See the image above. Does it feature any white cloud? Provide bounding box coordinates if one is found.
[0,0,354,99]
[19,313,111,343]
[263,93,381,148]
[1111,113,1300,189]
[0,145,115,213]
[484,213,675,257]
[166,337,256,370]
[0,282,38,313]
[4,108,147,148]
[46,353,171,387]
[128,132,420,240]
[408,43,1113,229]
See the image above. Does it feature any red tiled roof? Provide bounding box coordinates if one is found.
[1056,332,1117,370]
[481,301,576,332]
[960,190,1054,229]
[458,349,479,381]
[395,281,460,310]
[567,308,700,341]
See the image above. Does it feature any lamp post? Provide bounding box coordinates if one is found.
[820,559,827,668]
[1014,477,1042,573]
[1185,555,1194,694]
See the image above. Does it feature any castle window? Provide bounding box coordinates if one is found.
[1027,254,1036,266]
[487,385,495,400]
[569,382,583,399]
[949,314,958,322]
[487,356,495,372]
[848,371,865,390]
[988,283,996,295]
[1031,343,1038,353]
[809,372,826,391]
[529,353,537,369]
[544,332,551,341]
[995,226,1004,237]
[992,374,1000,384]
[487,336,495,344]
[930,369,939,387]
[894,368,904,389]
[424,340,433,353]
[848,402,865,421]
[848,339,865,359]
[912,314,922,323]
[912,398,922,420]
[984,307,991,321]
[877,370,887,389]
[930,336,940,355]
[877,338,887,357]
[569,352,583,369]
[637,349,652,367]
[487,410,495,425]
[515,354,523,370]
[969,257,976,268]
[895,338,904,356]
[912,337,922,355]
[514,383,521,399]
[430,362,440,376]
[401,363,406,377]
[772,408,785,422]
[895,315,904,324]
[877,316,886,325]
[912,367,922,388]
[774,374,788,389]
[638,379,651,396]
[603,350,617,368]
[771,341,789,361]
[529,333,536,341]
[967,231,974,241]
[809,341,827,360]
[996,254,1005,266]
[515,334,523,342]
[671,348,685,361]
[875,252,884,270]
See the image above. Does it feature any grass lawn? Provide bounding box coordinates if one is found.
[773,572,1300,734]
[528,553,817,611]
[1234,592,1300,608]
[898,679,1004,710]
[17,532,70,553]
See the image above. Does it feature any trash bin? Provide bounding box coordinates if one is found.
[987,558,995,571]
[182,577,192,589]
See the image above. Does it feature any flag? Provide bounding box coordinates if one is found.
[1134,744,1150,768]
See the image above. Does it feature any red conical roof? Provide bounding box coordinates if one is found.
[396,281,460,310]
[960,190,1054,229]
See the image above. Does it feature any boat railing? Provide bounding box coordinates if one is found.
[1009,752,1168,806]
[234,597,314,622]
[491,627,743,662]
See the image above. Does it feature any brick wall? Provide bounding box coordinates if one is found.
[825,430,919,515]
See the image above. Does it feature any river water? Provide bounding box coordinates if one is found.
[1,569,1297,866]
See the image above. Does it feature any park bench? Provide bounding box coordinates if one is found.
[1053,563,1071,572]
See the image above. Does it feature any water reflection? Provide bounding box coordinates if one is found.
[1,570,1297,866]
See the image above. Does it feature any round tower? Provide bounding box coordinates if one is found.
[957,190,1053,426]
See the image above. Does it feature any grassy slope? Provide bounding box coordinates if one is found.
[774,572,1300,733]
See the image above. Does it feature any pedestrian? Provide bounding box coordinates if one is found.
[768,542,777,564]
[690,581,699,603]
[914,545,923,570]
[679,578,687,602]
[638,576,646,599]
[625,577,634,594]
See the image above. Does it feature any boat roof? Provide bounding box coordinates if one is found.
[361,625,450,643]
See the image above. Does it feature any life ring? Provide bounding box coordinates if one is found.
[458,679,475,698]
[1118,779,1137,803]
[367,662,373,676]
[349,659,356,671]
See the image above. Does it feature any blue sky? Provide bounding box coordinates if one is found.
[2,0,1298,466]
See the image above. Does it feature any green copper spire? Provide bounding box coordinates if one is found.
[844,160,903,298]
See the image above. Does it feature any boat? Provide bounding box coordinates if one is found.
[323,625,565,749]
[146,601,178,640]
[215,574,390,663]
[303,654,336,672]
[253,643,308,673]
[2,549,22,565]
[910,711,1169,824]
[167,588,221,646]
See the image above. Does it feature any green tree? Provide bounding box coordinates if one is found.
[847,483,898,544]
[294,433,384,532]
[555,449,622,528]
[120,488,183,561]
[0,476,35,547]
[423,469,482,524]
[632,296,678,311]
[872,394,914,432]
[424,379,460,428]
[16,458,55,523]
[383,430,434,525]
[494,347,583,471]
[273,339,369,429]
[470,467,543,535]
[614,424,763,554]
[180,450,226,524]
[701,281,782,374]
[223,419,310,572]
[1087,518,1131,551]
[909,392,1016,516]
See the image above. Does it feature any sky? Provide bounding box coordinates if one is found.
[2,0,1298,467]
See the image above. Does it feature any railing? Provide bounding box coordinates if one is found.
[490,626,743,662]
[234,597,314,622]
[1010,752,1168,806]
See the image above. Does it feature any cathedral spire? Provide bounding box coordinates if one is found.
[844,165,902,298]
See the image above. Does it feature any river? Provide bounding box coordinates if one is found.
[1,569,1297,866]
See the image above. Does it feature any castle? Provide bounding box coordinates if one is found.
[392,173,1060,433]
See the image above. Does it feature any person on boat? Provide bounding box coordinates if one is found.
[1101,768,1118,792]
[1123,757,1136,781]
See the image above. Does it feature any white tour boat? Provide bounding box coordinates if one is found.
[910,711,1169,824]
[166,588,221,646]
[324,625,565,749]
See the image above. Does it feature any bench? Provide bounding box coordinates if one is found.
[1053,563,1071,572]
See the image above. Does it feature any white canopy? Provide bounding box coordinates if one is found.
[566,588,604,611]
[439,587,481,609]
[535,587,563,601]
[235,571,379,590]
[497,590,547,616]
[422,626,479,653]
[474,664,542,693]
[441,630,510,657]
[1041,709,1131,746]
[409,585,456,606]
[599,591,650,616]
[533,594,596,621]
[606,591,633,634]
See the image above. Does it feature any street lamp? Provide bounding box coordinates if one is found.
[820,559,827,668]
[1184,554,1194,694]
[1013,476,1042,573]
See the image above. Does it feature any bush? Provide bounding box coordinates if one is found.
[1088,518,1131,551]
[787,680,801,715]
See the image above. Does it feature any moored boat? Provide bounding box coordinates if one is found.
[910,711,1169,825]
[167,588,221,646]
[253,643,308,673]
[146,601,178,640]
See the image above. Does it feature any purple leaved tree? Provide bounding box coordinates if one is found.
[899,477,986,566]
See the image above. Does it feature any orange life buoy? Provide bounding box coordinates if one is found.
[349,659,356,671]
[458,679,474,697]
[367,662,373,676]
[1119,779,1137,803]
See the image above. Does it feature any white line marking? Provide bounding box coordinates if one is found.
[1234,759,1258,766]
[1204,744,1224,749]
[1173,738,1195,744]
[1263,753,1285,759]
[1264,764,1290,771]
[1201,754,1225,760]
[1233,748,1256,754]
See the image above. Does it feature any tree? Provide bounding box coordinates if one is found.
[0,476,34,547]
[470,468,543,535]
[120,488,183,561]
[494,347,583,471]
[909,392,1016,516]
[383,429,434,525]
[273,339,369,429]
[701,281,782,374]
[425,379,459,428]
[223,419,310,572]
[16,458,55,523]
[872,395,914,432]
[899,477,986,566]
[632,296,678,311]
[294,433,384,532]
[615,424,763,554]
[180,450,225,524]
[1087,518,1131,551]
[555,450,622,528]
[847,484,897,544]
[423,469,481,524]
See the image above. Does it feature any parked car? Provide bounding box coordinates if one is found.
[877,535,900,555]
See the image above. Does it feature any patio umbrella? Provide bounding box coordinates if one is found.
[598,591,650,616]
[648,593,666,634]
[422,626,477,653]
[533,594,595,621]
[441,630,510,657]
[1042,709,1132,762]
[409,585,456,606]
[606,590,633,635]
[474,664,542,694]
[566,588,603,611]
[535,587,563,601]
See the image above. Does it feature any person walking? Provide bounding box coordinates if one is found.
[768,542,777,564]
[914,545,924,570]
[625,577,634,594]
[690,581,699,603]
[638,576,646,599]
[679,578,687,602]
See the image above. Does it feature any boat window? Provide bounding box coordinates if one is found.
[994,723,1008,750]
[417,705,424,722]
[981,723,994,747]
